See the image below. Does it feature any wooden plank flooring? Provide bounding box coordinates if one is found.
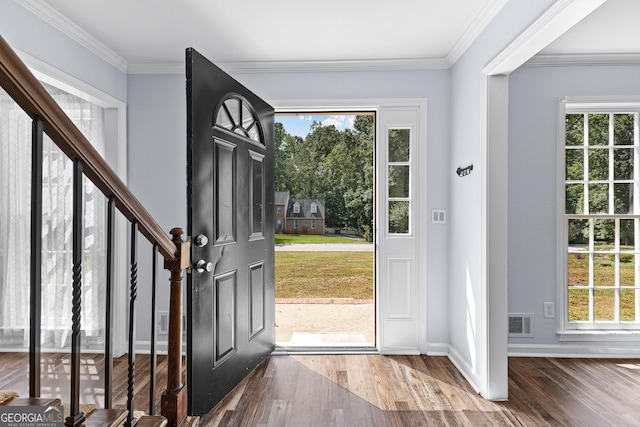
[1,352,640,426]
[0,352,176,414]
[200,355,640,427]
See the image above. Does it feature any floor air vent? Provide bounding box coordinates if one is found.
[508,313,533,337]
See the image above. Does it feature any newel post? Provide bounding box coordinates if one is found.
[161,228,190,427]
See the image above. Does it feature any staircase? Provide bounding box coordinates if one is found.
[0,34,197,427]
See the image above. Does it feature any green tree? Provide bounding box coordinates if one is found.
[274,122,303,193]
[566,113,636,246]
[275,115,375,237]
[389,201,409,234]
[320,115,374,233]
[304,122,343,198]
[342,115,374,232]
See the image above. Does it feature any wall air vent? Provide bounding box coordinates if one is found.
[508,313,533,337]
[159,312,169,334]
[158,312,187,335]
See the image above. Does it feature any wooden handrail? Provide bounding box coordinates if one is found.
[0,34,176,260]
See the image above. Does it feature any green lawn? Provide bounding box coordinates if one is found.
[274,234,364,245]
[275,251,373,299]
[568,253,637,321]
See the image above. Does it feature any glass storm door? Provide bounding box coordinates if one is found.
[186,48,275,415]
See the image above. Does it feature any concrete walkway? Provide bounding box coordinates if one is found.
[275,303,374,345]
[275,243,373,252]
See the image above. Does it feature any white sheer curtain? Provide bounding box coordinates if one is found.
[0,82,107,349]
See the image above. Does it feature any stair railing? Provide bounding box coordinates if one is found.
[0,34,190,427]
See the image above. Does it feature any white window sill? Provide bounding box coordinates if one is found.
[557,330,640,342]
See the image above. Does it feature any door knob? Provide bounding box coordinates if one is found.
[194,234,209,247]
[196,259,213,273]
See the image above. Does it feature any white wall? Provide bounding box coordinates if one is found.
[1,1,126,102]
[10,0,630,371]
[1,1,132,352]
[448,0,557,397]
[127,74,186,233]
[508,63,640,354]
[126,74,186,343]
[125,68,452,345]
[2,0,455,349]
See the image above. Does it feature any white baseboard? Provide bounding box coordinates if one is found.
[378,348,421,355]
[0,341,185,356]
[424,341,450,356]
[5,341,636,361]
[508,343,640,358]
[446,345,482,394]
[0,346,105,354]
[134,340,187,356]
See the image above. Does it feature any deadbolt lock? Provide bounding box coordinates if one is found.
[194,234,209,247]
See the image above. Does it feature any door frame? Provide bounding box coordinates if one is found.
[477,0,607,400]
[271,98,428,353]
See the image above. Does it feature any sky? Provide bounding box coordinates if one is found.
[276,114,356,138]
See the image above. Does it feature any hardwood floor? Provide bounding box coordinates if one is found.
[0,352,175,415]
[1,352,640,426]
[200,355,640,427]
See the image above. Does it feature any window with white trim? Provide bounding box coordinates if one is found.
[310,202,317,214]
[293,219,300,230]
[310,219,318,229]
[293,202,300,214]
[1,82,113,349]
[563,103,640,331]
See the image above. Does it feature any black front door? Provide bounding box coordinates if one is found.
[186,48,275,415]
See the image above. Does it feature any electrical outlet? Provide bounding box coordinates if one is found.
[543,302,555,318]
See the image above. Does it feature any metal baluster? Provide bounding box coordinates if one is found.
[65,158,85,427]
[126,221,138,427]
[104,197,116,408]
[149,244,158,415]
[29,115,43,398]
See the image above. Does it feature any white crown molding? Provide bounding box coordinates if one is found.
[447,0,509,66]
[526,52,640,67]
[127,57,450,75]
[16,0,128,73]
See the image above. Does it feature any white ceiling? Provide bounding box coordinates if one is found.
[540,0,640,56]
[19,0,640,73]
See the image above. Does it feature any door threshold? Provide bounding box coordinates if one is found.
[272,345,378,355]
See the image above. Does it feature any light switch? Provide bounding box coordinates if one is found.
[432,209,446,224]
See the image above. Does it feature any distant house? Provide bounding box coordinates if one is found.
[274,191,289,232]
[274,191,325,235]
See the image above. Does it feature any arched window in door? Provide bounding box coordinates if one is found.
[214,96,264,145]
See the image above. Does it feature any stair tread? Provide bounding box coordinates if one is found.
[81,408,127,427]
[136,415,168,427]
[180,416,200,427]
[1,397,62,407]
